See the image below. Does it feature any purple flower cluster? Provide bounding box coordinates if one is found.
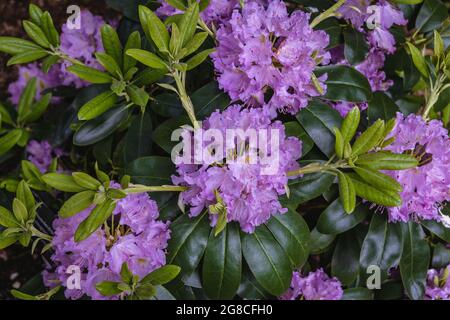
[384,113,450,222]
[425,266,450,300]
[330,0,407,116]
[172,105,302,233]
[156,0,240,25]
[45,190,170,300]
[26,140,63,173]
[8,10,107,104]
[280,269,343,300]
[212,0,330,116]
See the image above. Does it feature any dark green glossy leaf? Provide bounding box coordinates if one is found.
[152,116,190,154]
[399,222,430,300]
[344,26,369,65]
[317,200,370,235]
[123,112,153,164]
[308,227,335,254]
[342,287,374,300]
[421,220,450,242]
[315,66,372,102]
[167,212,210,275]
[202,223,241,299]
[73,105,128,146]
[415,0,447,33]
[266,210,310,268]
[296,100,342,157]
[368,92,400,123]
[332,231,361,286]
[191,82,230,119]
[283,172,335,207]
[126,156,175,185]
[151,93,183,118]
[284,121,314,156]
[241,225,292,296]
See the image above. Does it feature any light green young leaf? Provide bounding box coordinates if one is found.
[341,106,360,143]
[186,48,215,70]
[338,172,356,214]
[74,199,116,242]
[12,198,28,223]
[7,50,48,65]
[67,64,113,84]
[77,91,118,120]
[126,49,167,69]
[101,24,123,68]
[0,129,22,156]
[127,85,150,108]
[406,42,429,78]
[23,20,50,48]
[178,2,199,47]
[29,3,44,25]
[59,191,96,218]
[0,37,42,54]
[41,173,86,193]
[17,77,37,121]
[123,31,142,73]
[72,172,101,190]
[351,119,385,156]
[40,12,60,46]
[138,6,170,53]
[95,52,121,78]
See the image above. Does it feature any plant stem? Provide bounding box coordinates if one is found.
[422,74,446,120]
[173,71,201,129]
[124,185,188,194]
[287,160,348,177]
[310,0,346,28]
[198,18,215,40]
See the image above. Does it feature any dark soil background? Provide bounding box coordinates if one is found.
[0,0,119,299]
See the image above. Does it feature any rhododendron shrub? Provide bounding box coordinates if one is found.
[0,0,449,301]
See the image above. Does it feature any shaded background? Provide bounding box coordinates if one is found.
[0,0,118,299]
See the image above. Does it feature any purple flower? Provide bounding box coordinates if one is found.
[26,140,63,173]
[425,266,450,300]
[156,0,240,25]
[280,269,343,300]
[59,10,109,88]
[212,0,330,116]
[45,189,170,300]
[172,105,302,233]
[384,113,450,222]
[338,0,370,30]
[8,63,62,105]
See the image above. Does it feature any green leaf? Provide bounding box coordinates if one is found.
[338,172,356,214]
[0,129,22,156]
[0,234,19,250]
[0,103,13,125]
[406,42,429,78]
[178,2,199,47]
[7,50,48,65]
[123,112,153,164]
[95,52,121,77]
[359,214,403,283]
[399,222,430,300]
[186,49,214,70]
[351,119,384,156]
[237,268,271,300]
[169,23,181,56]
[40,12,59,46]
[316,199,370,235]
[41,173,86,193]
[41,55,59,73]
[141,265,181,286]
[355,152,419,170]
[368,92,400,123]
[167,212,210,275]
[22,93,51,123]
[23,20,50,48]
[314,18,341,49]
[96,281,122,296]
[17,77,37,120]
[342,287,374,300]
[284,122,314,156]
[16,181,35,213]
[138,5,170,52]
[59,191,96,218]
[283,171,335,207]
[180,32,208,59]
[296,100,342,157]
[191,82,230,118]
[0,206,19,228]
[341,106,360,143]
[309,228,336,254]
[332,231,361,286]
[126,49,167,69]
[126,156,175,185]
[101,24,123,68]
[29,4,44,25]
[77,91,118,120]
[73,105,128,146]
[431,243,450,269]
[75,200,116,242]
[67,64,113,84]
[354,167,402,192]
[344,26,369,65]
[202,223,241,299]
[165,0,187,10]
[241,225,292,296]
[127,85,149,108]
[134,68,166,87]
[334,128,344,159]
[0,37,42,54]
[415,0,447,33]
[12,198,28,223]
[421,220,450,242]
[315,65,372,102]
[123,31,142,73]
[152,116,190,154]
[72,172,101,190]
[265,210,310,268]
[348,174,402,207]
